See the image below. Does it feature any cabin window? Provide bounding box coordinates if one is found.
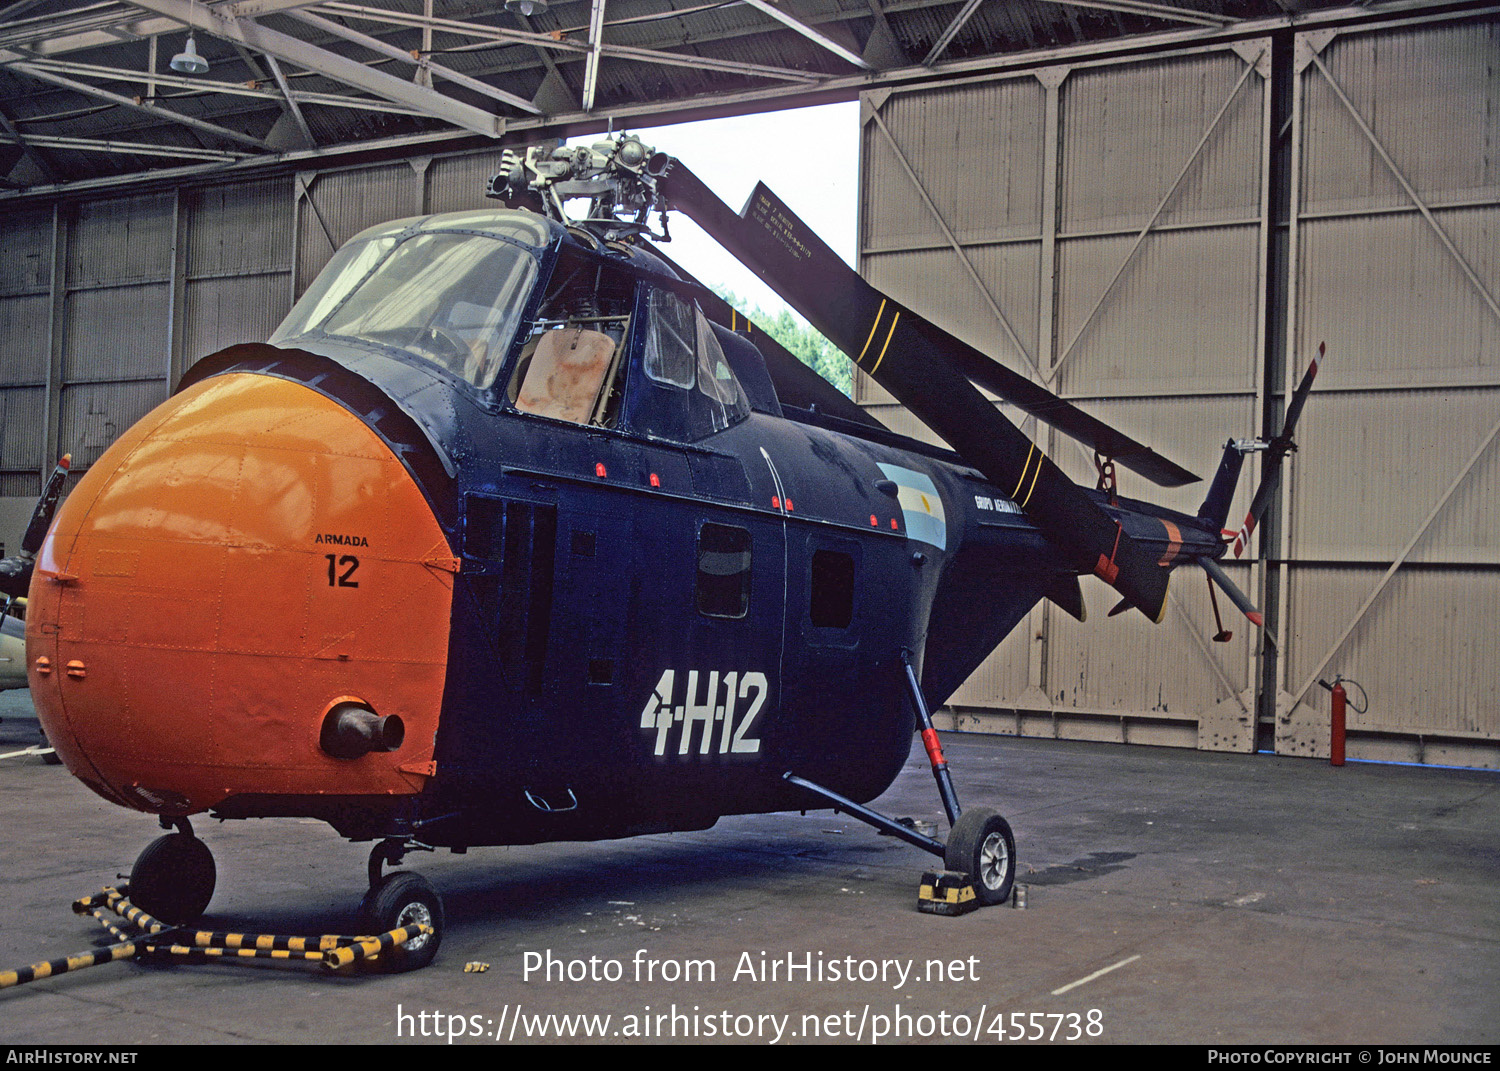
[809,549,855,629]
[696,523,752,619]
[271,230,537,391]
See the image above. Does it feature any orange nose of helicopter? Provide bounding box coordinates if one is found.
[27,372,455,816]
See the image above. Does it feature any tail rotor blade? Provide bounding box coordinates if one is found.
[1232,344,1323,558]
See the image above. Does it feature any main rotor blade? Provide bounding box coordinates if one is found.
[657,163,1173,620]
[22,453,71,557]
[1232,344,1323,558]
[937,340,1198,488]
[0,453,71,598]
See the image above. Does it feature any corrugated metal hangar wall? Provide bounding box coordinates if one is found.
[859,7,1500,769]
[0,6,1494,770]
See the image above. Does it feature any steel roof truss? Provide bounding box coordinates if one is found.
[582,0,606,113]
[0,51,277,151]
[741,0,872,70]
[286,8,542,115]
[0,132,246,161]
[922,0,981,65]
[121,0,506,136]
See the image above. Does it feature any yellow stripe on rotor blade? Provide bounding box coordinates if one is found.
[1011,445,1037,501]
[869,311,901,376]
[857,299,888,367]
[1021,451,1045,508]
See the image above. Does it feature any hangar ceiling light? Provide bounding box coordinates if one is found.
[167,32,208,74]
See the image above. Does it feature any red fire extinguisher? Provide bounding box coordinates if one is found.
[1317,676,1358,767]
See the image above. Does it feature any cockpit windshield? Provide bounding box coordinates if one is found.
[270,227,539,390]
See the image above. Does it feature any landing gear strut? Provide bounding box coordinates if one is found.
[361,839,444,972]
[784,650,1018,909]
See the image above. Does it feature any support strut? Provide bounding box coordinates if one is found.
[900,649,962,828]
[781,773,947,858]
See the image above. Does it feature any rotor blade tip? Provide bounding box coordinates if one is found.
[1247,611,1264,627]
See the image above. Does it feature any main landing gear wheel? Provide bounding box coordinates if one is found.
[944,806,1016,907]
[129,832,216,925]
[361,871,444,973]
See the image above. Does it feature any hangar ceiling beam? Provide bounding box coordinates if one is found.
[309,2,584,49]
[0,51,278,151]
[313,1,821,85]
[285,9,542,115]
[122,0,507,137]
[265,54,318,149]
[0,104,58,183]
[0,0,56,20]
[582,0,607,113]
[1043,0,1233,28]
[18,55,292,100]
[0,133,245,161]
[6,53,428,116]
[600,41,820,82]
[6,13,184,56]
[227,0,326,15]
[741,0,872,70]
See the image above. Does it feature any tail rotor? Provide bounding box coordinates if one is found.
[1231,344,1324,559]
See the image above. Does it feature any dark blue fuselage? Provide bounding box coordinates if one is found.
[186,210,1075,848]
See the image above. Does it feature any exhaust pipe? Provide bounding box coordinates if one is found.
[320,703,404,760]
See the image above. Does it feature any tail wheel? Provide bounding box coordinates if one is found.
[129,832,216,925]
[360,871,444,973]
[944,806,1016,906]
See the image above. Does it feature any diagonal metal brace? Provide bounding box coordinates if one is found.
[782,773,947,859]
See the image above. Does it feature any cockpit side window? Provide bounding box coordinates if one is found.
[505,250,635,429]
[643,287,696,390]
[627,285,751,443]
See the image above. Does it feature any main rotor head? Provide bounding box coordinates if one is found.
[486,134,672,242]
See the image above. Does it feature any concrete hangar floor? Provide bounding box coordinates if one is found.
[0,691,1495,1046]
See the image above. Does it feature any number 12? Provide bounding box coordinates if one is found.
[325,554,360,587]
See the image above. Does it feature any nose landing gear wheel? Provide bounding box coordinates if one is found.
[944,806,1016,907]
[129,832,216,925]
[361,871,444,973]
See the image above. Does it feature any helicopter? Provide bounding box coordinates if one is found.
[8,134,1318,972]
